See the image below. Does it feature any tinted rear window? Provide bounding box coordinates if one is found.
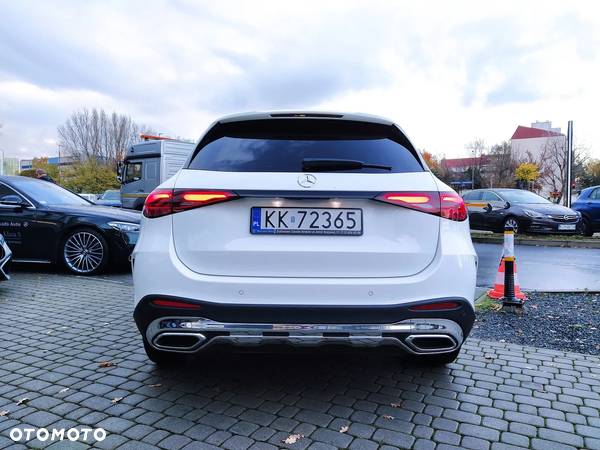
[188,119,423,173]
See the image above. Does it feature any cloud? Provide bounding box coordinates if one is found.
[0,0,599,159]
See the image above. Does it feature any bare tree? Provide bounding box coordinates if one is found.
[533,138,589,204]
[487,141,516,188]
[57,108,154,165]
[465,138,487,188]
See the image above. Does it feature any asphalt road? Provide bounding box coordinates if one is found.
[475,242,600,292]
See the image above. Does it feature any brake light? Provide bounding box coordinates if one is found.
[375,191,440,215]
[440,192,468,221]
[375,191,467,221]
[409,301,460,311]
[151,299,202,310]
[143,189,173,218]
[143,189,238,218]
[173,190,237,213]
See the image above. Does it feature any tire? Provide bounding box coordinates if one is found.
[143,338,189,366]
[61,228,109,275]
[503,216,520,234]
[582,218,594,237]
[415,348,461,366]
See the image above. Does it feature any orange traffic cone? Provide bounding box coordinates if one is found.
[487,258,527,300]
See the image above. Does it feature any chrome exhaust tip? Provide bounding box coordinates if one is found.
[153,332,206,351]
[405,334,457,353]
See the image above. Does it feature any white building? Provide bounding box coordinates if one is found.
[510,121,566,199]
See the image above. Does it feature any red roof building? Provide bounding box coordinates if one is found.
[511,125,563,140]
[441,155,491,171]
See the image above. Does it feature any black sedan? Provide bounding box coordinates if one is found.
[0,175,140,275]
[463,188,581,234]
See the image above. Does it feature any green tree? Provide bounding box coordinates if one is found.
[19,157,60,179]
[515,162,540,182]
[515,162,540,191]
[422,150,445,178]
[579,159,600,188]
[61,161,120,193]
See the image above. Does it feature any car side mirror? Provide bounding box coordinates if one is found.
[484,203,492,213]
[116,162,124,184]
[504,201,511,209]
[0,195,27,209]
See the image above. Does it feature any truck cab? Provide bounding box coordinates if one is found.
[119,136,196,210]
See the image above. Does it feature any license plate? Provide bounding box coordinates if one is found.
[558,224,576,230]
[251,207,363,235]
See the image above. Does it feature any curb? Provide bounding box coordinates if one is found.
[471,235,600,249]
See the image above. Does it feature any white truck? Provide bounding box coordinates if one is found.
[119,136,196,210]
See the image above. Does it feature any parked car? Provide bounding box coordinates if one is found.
[96,189,122,208]
[463,188,581,234]
[0,175,140,275]
[132,111,477,366]
[78,193,98,203]
[0,233,11,281]
[572,185,600,236]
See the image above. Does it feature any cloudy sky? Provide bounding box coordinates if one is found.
[1,0,599,160]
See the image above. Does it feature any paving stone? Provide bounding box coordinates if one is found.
[349,438,378,450]
[2,271,598,450]
[372,428,415,448]
[310,428,353,448]
[222,435,254,450]
[500,432,529,447]
[537,428,584,448]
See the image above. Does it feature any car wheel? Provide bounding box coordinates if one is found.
[582,218,594,237]
[143,338,189,366]
[503,217,520,234]
[415,348,461,366]
[62,228,109,275]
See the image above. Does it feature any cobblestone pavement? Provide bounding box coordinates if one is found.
[1,271,599,450]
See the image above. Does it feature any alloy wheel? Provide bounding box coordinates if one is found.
[63,231,105,274]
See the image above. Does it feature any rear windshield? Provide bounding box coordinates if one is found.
[188,119,423,173]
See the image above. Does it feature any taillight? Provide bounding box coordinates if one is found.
[143,189,238,218]
[440,192,468,221]
[375,191,467,222]
[409,301,461,311]
[375,192,440,215]
[143,189,173,218]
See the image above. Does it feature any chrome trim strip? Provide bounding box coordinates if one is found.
[146,317,463,355]
[153,332,206,351]
[11,259,52,264]
[405,334,457,353]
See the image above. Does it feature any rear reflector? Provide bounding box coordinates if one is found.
[375,191,467,221]
[409,301,460,311]
[151,299,202,310]
[143,189,238,218]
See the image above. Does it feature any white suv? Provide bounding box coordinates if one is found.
[132,112,477,366]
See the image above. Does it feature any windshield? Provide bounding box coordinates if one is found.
[102,190,120,200]
[11,178,90,206]
[500,190,551,204]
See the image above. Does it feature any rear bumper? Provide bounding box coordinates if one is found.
[134,296,475,355]
[0,237,12,281]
